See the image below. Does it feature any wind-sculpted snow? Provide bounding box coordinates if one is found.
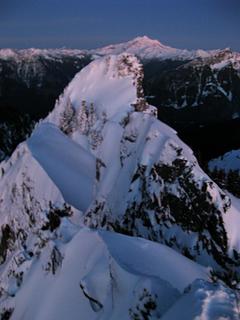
[0,53,240,318]
[99,230,208,292]
[28,123,96,212]
[5,228,210,320]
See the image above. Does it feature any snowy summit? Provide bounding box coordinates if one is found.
[93,36,212,60]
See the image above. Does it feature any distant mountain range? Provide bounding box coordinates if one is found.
[1,36,240,161]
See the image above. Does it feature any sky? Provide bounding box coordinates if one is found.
[0,0,239,51]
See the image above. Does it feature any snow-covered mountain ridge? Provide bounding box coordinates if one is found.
[2,36,240,65]
[0,48,87,61]
[0,53,240,319]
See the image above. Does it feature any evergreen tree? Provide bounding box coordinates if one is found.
[77,100,89,134]
[60,97,76,135]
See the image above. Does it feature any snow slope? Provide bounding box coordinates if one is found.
[0,141,67,230]
[46,53,141,123]
[28,123,96,212]
[8,228,210,320]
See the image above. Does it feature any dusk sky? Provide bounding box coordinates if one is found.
[0,0,239,50]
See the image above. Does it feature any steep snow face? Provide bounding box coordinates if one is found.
[47,54,143,123]
[0,138,81,313]
[0,140,80,265]
[0,142,65,225]
[28,123,96,212]
[27,54,237,275]
[93,36,215,61]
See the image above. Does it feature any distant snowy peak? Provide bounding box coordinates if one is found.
[93,36,214,61]
[93,36,176,57]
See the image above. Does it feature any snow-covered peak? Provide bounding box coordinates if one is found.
[93,36,213,61]
[133,35,162,43]
[93,36,179,60]
[124,35,172,51]
[47,53,146,124]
